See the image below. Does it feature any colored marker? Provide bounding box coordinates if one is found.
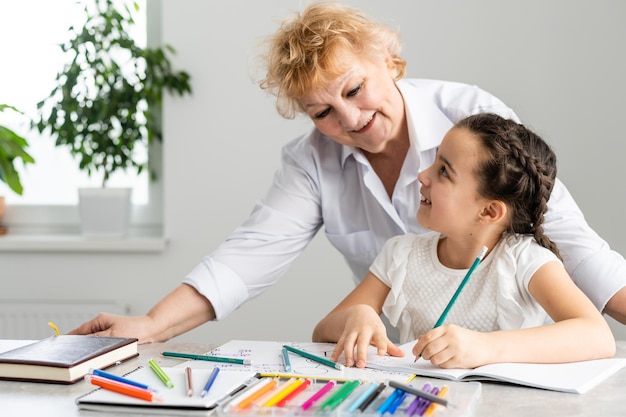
[148,358,174,388]
[348,382,379,413]
[276,379,312,407]
[388,380,448,407]
[424,386,449,416]
[90,368,153,391]
[358,382,386,412]
[85,374,162,403]
[388,390,408,414]
[200,367,220,398]
[236,378,277,409]
[301,380,335,411]
[263,378,301,407]
[184,366,193,397]
[324,380,360,410]
[406,383,431,415]
[377,388,402,414]
[416,386,440,415]
[214,374,263,407]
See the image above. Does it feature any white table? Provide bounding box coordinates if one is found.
[1,341,625,416]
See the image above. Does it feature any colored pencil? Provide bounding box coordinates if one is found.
[282,344,345,370]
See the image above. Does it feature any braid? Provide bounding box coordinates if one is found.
[456,113,562,260]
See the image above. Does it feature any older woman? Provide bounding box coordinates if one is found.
[70,2,626,343]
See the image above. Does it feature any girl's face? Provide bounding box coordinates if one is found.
[299,50,405,154]
[417,127,487,237]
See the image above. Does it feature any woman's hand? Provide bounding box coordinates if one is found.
[412,324,491,369]
[329,304,404,368]
[68,313,158,344]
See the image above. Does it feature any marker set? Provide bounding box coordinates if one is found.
[217,377,481,417]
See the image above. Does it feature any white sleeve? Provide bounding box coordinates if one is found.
[183,135,322,319]
[370,235,415,327]
[543,178,626,310]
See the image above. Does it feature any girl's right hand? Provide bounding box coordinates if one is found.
[330,304,404,368]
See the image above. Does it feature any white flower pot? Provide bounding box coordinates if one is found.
[78,188,131,238]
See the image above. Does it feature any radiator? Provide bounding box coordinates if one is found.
[0,301,126,340]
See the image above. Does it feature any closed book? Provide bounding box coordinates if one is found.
[0,335,138,384]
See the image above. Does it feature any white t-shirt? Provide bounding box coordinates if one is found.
[371,232,560,344]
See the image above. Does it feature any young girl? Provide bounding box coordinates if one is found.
[312,113,615,369]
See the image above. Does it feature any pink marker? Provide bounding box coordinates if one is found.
[300,380,335,411]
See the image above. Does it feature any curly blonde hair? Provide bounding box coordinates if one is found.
[259,2,406,119]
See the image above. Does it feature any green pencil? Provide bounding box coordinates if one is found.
[161,351,252,365]
[282,344,345,370]
[433,245,488,328]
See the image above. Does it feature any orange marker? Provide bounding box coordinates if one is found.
[237,378,278,409]
[85,374,162,403]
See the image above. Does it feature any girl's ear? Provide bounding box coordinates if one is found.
[479,200,507,224]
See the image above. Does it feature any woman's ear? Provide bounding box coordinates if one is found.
[479,200,507,224]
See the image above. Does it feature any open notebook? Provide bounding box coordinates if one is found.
[365,341,626,394]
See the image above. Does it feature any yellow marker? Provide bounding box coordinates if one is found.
[263,378,301,407]
[424,385,449,416]
[48,321,60,336]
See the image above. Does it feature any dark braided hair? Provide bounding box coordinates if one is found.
[456,113,561,260]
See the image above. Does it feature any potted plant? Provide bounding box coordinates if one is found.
[0,104,35,234]
[34,0,191,237]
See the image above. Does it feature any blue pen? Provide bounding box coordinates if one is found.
[90,368,153,391]
[200,367,220,398]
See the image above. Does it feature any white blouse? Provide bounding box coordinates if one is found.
[371,232,560,343]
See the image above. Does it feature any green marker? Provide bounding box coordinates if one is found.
[148,358,174,388]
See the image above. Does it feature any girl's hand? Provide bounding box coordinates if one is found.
[412,324,491,369]
[329,304,404,368]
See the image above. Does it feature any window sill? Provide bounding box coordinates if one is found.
[0,232,168,253]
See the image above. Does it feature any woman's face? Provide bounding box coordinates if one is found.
[299,50,405,154]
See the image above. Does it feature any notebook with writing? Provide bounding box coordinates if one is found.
[365,341,626,394]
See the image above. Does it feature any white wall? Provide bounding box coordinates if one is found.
[2,0,625,345]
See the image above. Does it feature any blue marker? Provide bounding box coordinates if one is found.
[201,367,220,398]
[376,388,402,414]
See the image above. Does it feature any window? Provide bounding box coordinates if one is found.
[0,0,162,238]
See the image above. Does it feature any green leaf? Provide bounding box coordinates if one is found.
[32,0,192,187]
